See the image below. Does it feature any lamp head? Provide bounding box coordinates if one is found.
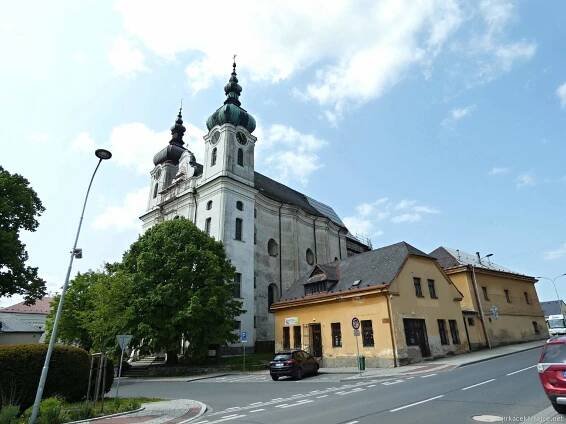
[95,149,112,160]
[485,253,494,258]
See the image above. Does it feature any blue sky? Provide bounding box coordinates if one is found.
[1,0,566,307]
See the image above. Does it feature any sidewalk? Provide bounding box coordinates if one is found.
[320,339,545,379]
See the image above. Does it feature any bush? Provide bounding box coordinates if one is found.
[0,344,90,410]
[0,405,19,424]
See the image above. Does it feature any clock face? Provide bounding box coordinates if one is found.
[211,131,220,144]
[236,131,247,145]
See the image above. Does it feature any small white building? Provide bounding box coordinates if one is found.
[0,297,52,344]
[140,62,369,351]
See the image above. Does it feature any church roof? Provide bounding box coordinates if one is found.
[278,241,431,302]
[254,172,345,228]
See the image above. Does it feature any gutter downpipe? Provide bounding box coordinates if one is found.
[470,264,492,349]
[386,293,398,367]
[278,204,283,296]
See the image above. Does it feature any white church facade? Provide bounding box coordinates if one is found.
[140,61,369,351]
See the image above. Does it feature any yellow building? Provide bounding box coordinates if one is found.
[430,247,548,349]
[271,242,469,367]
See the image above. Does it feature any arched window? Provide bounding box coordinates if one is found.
[236,201,243,211]
[205,217,211,235]
[153,183,158,198]
[206,200,213,210]
[306,248,315,265]
[237,148,244,166]
[235,218,243,241]
[268,239,279,257]
[268,283,279,311]
[211,147,217,166]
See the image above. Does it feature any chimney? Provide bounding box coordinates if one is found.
[476,252,482,264]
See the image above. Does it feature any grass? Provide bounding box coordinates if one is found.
[206,352,273,371]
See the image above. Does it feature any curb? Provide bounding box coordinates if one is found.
[185,373,231,382]
[66,406,145,424]
[456,344,544,368]
[183,400,207,423]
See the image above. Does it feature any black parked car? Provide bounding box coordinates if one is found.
[269,350,319,380]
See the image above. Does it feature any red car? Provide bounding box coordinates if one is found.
[538,336,566,413]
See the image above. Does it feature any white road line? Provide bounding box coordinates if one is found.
[223,408,241,412]
[420,373,436,378]
[382,379,404,385]
[461,378,496,391]
[316,395,328,398]
[275,404,290,408]
[507,365,536,376]
[250,409,265,413]
[343,421,359,424]
[221,414,239,419]
[277,400,314,408]
[248,402,262,406]
[207,415,247,424]
[368,384,376,387]
[390,395,444,412]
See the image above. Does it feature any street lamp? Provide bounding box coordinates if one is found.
[471,252,494,350]
[536,274,566,310]
[29,149,112,424]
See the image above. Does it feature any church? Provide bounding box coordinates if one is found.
[140,61,370,352]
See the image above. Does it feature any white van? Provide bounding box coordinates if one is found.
[547,314,566,336]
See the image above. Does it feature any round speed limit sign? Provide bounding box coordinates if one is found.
[351,317,360,330]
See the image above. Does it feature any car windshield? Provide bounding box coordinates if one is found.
[274,353,292,361]
[541,344,566,363]
[548,319,566,329]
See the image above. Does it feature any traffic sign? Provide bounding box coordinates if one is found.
[490,305,499,320]
[116,334,133,349]
[352,317,360,330]
[353,329,360,337]
[240,330,248,343]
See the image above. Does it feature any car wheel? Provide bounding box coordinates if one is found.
[552,402,566,414]
[313,364,319,376]
[295,367,303,380]
[271,374,279,381]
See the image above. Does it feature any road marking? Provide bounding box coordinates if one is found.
[316,395,328,398]
[406,376,415,380]
[250,409,265,413]
[390,395,444,412]
[223,407,241,412]
[276,400,314,408]
[382,379,404,385]
[337,387,366,396]
[343,421,359,424]
[420,373,436,378]
[506,365,536,376]
[207,415,247,423]
[461,379,496,391]
[368,384,376,387]
[221,415,239,419]
[248,402,262,406]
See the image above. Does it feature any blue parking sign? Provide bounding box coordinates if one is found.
[240,330,247,343]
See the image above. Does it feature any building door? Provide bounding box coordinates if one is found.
[403,318,431,358]
[309,323,322,357]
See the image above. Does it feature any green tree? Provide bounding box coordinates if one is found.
[122,218,242,363]
[0,166,46,302]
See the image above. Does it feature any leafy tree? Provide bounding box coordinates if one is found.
[0,166,46,302]
[122,218,242,363]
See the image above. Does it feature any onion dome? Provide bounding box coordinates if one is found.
[206,59,256,133]
[153,107,188,166]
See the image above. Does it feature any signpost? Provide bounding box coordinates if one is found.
[241,330,247,372]
[352,317,362,374]
[490,305,499,320]
[115,335,133,399]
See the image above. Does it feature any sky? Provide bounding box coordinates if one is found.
[1,0,566,307]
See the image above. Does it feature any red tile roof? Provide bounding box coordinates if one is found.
[1,297,53,315]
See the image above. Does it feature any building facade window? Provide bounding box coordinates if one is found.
[467,317,475,326]
[414,277,423,297]
[428,279,437,299]
[235,218,243,240]
[449,320,460,344]
[233,273,241,298]
[206,200,212,210]
[211,147,217,166]
[331,323,342,347]
[234,320,241,331]
[205,217,211,235]
[236,200,243,211]
[268,283,278,311]
[268,239,279,257]
[504,289,511,303]
[254,316,256,329]
[304,281,326,296]
[306,248,315,265]
[293,326,301,349]
[153,183,159,198]
[438,319,449,345]
[482,286,489,301]
[237,148,244,166]
[361,320,374,347]
[524,291,530,304]
[283,327,290,350]
[254,227,257,245]
[533,321,540,334]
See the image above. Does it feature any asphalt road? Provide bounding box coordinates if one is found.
[116,348,553,424]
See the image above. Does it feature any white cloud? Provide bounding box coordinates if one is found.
[93,187,147,232]
[544,243,566,261]
[516,172,535,188]
[343,197,439,239]
[488,166,510,175]
[70,132,96,154]
[556,83,566,108]
[108,36,147,76]
[255,123,327,186]
[442,105,475,126]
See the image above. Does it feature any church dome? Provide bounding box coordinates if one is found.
[206,60,256,134]
[153,108,189,166]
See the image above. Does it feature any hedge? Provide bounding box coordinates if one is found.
[0,344,113,410]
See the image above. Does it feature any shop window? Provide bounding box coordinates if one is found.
[361,320,374,347]
[331,323,342,347]
[414,277,423,297]
[283,327,290,350]
[438,319,449,345]
[449,320,460,344]
[293,326,301,349]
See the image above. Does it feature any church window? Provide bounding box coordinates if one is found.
[206,200,213,210]
[205,218,211,235]
[237,148,244,166]
[153,183,158,198]
[236,200,243,211]
[268,283,278,311]
[235,218,243,241]
[211,147,217,166]
[268,239,279,257]
[306,248,315,265]
[233,273,242,298]
[254,227,257,245]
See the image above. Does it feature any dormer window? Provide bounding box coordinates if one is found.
[304,281,327,296]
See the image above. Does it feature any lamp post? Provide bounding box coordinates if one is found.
[29,149,112,424]
[470,252,494,350]
[536,274,566,312]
